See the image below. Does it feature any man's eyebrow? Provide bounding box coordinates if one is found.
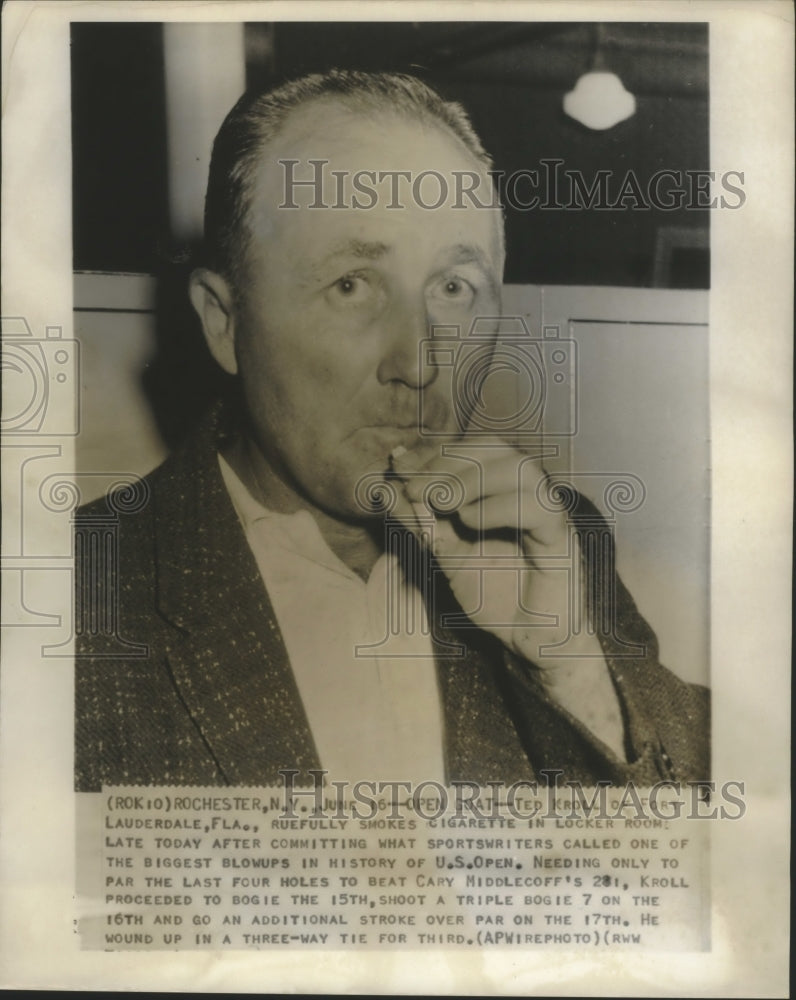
[446,243,490,268]
[317,239,390,266]
[299,239,391,286]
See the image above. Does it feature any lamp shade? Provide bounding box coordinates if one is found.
[563,71,637,130]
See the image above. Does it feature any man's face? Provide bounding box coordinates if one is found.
[229,101,504,520]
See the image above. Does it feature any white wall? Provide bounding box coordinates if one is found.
[73,273,165,483]
[502,284,709,687]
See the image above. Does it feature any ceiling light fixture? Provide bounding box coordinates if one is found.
[563,25,636,131]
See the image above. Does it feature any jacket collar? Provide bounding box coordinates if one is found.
[151,407,322,784]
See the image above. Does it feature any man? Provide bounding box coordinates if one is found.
[75,70,709,791]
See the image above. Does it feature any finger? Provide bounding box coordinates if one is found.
[386,485,434,537]
[416,444,521,504]
[389,442,444,476]
[391,445,475,516]
[427,510,471,558]
[387,486,473,568]
[457,490,566,544]
[402,450,554,516]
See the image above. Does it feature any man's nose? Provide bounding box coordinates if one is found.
[376,296,439,389]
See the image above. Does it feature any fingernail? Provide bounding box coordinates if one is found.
[390,445,421,473]
[390,445,410,469]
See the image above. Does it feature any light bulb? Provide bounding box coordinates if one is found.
[563,71,636,130]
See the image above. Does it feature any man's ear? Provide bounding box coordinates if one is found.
[188,268,238,376]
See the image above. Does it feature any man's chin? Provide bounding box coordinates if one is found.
[346,463,403,520]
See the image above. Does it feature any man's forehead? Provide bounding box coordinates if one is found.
[244,102,498,239]
[250,97,493,197]
[248,189,502,274]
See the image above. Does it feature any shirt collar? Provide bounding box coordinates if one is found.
[218,451,379,583]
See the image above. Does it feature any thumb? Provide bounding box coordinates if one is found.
[387,481,437,541]
[387,445,464,556]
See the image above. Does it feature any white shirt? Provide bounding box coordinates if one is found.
[218,454,446,785]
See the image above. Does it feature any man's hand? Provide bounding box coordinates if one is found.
[388,438,628,760]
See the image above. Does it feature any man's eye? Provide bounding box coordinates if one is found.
[329,273,369,301]
[430,274,476,306]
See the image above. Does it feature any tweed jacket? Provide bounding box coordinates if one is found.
[74,410,710,791]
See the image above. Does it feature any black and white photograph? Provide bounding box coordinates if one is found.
[0,1,791,995]
[71,20,712,789]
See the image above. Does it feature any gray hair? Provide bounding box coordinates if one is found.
[203,69,499,286]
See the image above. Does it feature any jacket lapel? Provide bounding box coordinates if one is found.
[424,559,536,784]
[152,412,321,785]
